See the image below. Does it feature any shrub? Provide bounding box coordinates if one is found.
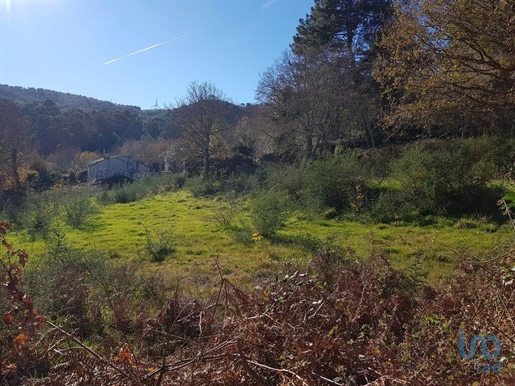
[170,172,187,189]
[212,194,240,229]
[185,176,219,197]
[62,188,98,228]
[142,227,176,262]
[265,163,308,201]
[228,221,255,247]
[303,151,369,213]
[21,192,59,240]
[250,188,289,237]
[25,233,103,338]
[112,184,138,203]
[389,140,499,219]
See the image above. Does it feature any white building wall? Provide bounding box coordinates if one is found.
[87,156,151,184]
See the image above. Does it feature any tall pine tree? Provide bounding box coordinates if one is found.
[292,0,392,61]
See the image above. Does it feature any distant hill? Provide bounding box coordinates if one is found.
[0,84,141,113]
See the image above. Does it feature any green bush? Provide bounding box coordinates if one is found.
[228,222,255,247]
[171,173,187,189]
[212,194,240,229]
[265,163,308,201]
[112,184,138,203]
[21,192,59,240]
[250,188,290,237]
[388,140,498,219]
[142,227,176,262]
[303,151,369,213]
[62,188,99,228]
[185,176,219,197]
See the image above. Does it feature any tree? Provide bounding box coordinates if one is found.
[256,47,376,159]
[375,0,515,136]
[169,82,235,176]
[0,99,33,191]
[118,137,171,170]
[293,0,393,61]
[271,0,393,156]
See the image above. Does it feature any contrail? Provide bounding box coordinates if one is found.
[103,33,192,65]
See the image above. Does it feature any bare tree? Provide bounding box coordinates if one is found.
[169,82,235,176]
[256,47,376,160]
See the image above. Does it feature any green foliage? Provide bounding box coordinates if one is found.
[185,176,220,197]
[142,227,176,262]
[227,222,255,247]
[212,194,240,229]
[293,0,391,57]
[265,163,307,201]
[21,192,58,241]
[171,172,187,189]
[63,188,98,228]
[263,151,374,216]
[106,175,167,204]
[250,188,290,237]
[112,184,139,203]
[302,151,369,213]
[384,141,499,220]
[272,232,324,253]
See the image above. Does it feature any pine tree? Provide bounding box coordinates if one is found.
[292,0,392,61]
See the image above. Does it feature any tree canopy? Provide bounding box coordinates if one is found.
[293,0,393,61]
[170,82,239,176]
[375,0,515,137]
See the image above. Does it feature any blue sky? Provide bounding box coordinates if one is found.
[0,0,313,109]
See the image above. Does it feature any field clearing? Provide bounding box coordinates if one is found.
[13,189,515,286]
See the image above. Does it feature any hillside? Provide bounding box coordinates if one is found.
[0,83,141,112]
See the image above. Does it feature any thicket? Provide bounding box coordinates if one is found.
[240,139,509,234]
[372,140,503,223]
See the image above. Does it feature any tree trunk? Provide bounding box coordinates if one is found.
[363,118,375,149]
[203,147,211,177]
[306,134,314,159]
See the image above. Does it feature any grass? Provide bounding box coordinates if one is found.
[12,188,515,289]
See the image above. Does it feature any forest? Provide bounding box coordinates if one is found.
[1,0,515,385]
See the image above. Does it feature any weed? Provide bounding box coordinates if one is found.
[211,194,240,229]
[22,194,56,241]
[112,184,139,203]
[228,221,255,247]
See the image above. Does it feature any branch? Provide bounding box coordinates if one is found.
[45,320,130,379]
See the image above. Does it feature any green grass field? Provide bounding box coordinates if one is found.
[12,188,515,288]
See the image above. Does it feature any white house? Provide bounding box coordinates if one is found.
[87,155,151,184]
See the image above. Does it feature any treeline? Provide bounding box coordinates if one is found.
[0,84,141,113]
[22,101,145,157]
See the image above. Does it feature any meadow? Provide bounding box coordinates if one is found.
[13,183,514,288]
